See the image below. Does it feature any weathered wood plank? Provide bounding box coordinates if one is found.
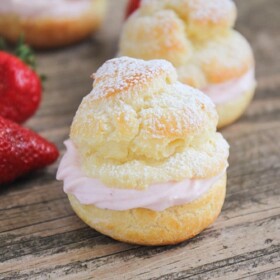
[1,212,278,279]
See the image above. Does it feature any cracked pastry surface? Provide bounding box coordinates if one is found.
[70,57,229,189]
[119,0,256,128]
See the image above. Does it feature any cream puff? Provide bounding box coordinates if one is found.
[0,0,107,48]
[119,0,256,128]
[57,57,229,245]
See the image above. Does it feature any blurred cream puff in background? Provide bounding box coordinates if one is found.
[0,0,107,48]
[119,0,256,128]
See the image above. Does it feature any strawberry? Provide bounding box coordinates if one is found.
[0,51,42,123]
[125,0,141,19]
[0,116,59,185]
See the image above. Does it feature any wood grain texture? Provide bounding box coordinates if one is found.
[0,0,280,279]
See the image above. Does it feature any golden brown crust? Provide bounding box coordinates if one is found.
[119,10,193,67]
[119,0,256,129]
[0,0,107,48]
[177,32,254,86]
[121,11,254,86]
[139,0,237,41]
[68,174,226,246]
[196,31,254,84]
[70,57,229,189]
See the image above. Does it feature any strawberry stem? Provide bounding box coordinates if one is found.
[14,35,36,70]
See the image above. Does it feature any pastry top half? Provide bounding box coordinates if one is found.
[70,57,229,190]
[119,0,254,88]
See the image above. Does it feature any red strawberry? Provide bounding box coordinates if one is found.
[0,116,59,185]
[0,51,42,123]
[125,0,141,19]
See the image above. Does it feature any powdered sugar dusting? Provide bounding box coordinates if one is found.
[90,57,175,100]
[120,0,239,87]
[141,0,234,23]
[187,0,234,23]
[141,83,217,138]
[77,132,229,189]
[70,57,228,188]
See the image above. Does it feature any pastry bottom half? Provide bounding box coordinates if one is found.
[0,1,106,48]
[68,174,226,246]
[217,86,255,129]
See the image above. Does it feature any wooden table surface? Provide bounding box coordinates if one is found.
[1,0,280,279]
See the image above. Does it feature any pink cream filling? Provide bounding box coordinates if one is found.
[57,140,226,211]
[202,69,256,105]
[0,0,92,19]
